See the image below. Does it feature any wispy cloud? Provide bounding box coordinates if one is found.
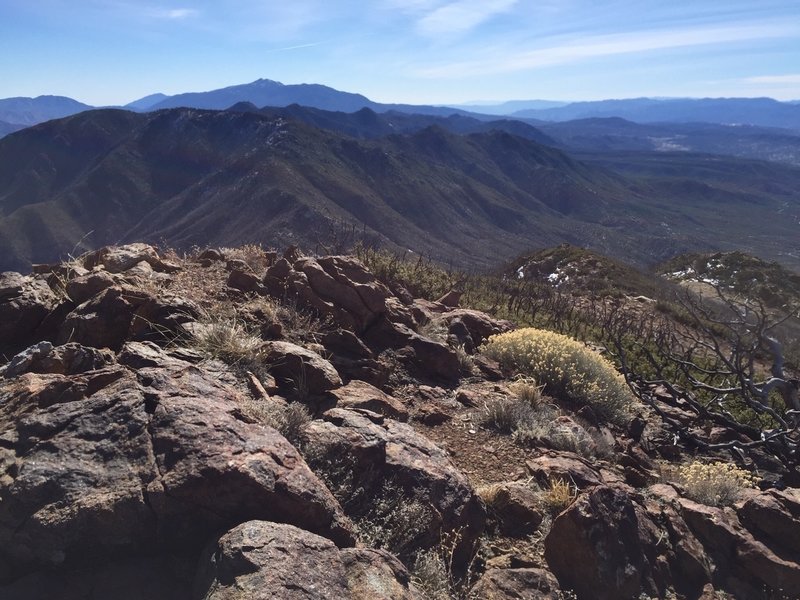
[267,41,327,53]
[416,21,799,77]
[416,0,518,37]
[147,7,198,20]
[743,74,800,85]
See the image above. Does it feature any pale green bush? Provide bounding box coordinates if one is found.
[481,328,634,424]
[675,461,759,507]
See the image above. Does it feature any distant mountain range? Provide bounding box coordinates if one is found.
[2,80,799,135]
[507,97,800,130]
[1,106,799,273]
[0,95,93,127]
[443,100,568,115]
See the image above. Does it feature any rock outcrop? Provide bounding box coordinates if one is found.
[0,342,353,585]
[2,244,798,600]
[195,521,420,599]
[302,407,485,565]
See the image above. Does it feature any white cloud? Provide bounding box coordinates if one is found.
[416,0,518,37]
[416,21,800,77]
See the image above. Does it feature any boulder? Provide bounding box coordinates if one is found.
[302,407,485,565]
[737,488,800,554]
[678,497,800,598]
[0,342,113,379]
[544,485,665,600]
[82,244,178,274]
[261,341,342,396]
[195,521,419,600]
[331,380,409,421]
[0,347,354,580]
[440,309,514,352]
[363,319,460,381]
[483,482,544,535]
[471,568,562,600]
[0,274,59,360]
[526,452,605,490]
[58,287,198,351]
[65,271,117,304]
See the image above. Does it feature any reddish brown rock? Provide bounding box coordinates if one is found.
[302,407,485,565]
[82,243,179,274]
[484,482,544,535]
[471,568,562,600]
[65,270,117,304]
[0,274,59,360]
[195,521,420,600]
[331,380,409,421]
[526,451,605,490]
[261,340,342,396]
[544,485,665,600]
[0,349,354,580]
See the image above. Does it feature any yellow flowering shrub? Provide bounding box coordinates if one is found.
[481,327,634,424]
[675,461,759,507]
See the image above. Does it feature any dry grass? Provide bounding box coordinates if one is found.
[453,344,474,374]
[540,478,577,515]
[411,530,481,600]
[477,396,538,434]
[189,312,263,364]
[223,243,275,273]
[238,398,310,445]
[508,377,545,406]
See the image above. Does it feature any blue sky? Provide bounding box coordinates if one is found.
[1,0,798,105]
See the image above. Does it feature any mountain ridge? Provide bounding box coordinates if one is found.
[1,106,799,273]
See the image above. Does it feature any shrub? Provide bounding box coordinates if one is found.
[674,461,759,507]
[481,328,634,424]
[513,414,596,456]
[239,398,310,445]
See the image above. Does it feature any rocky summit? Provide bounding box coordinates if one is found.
[1,243,799,600]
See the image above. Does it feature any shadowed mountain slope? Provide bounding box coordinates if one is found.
[1,107,800,272]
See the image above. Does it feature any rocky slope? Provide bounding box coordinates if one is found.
[1,244,799,599]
